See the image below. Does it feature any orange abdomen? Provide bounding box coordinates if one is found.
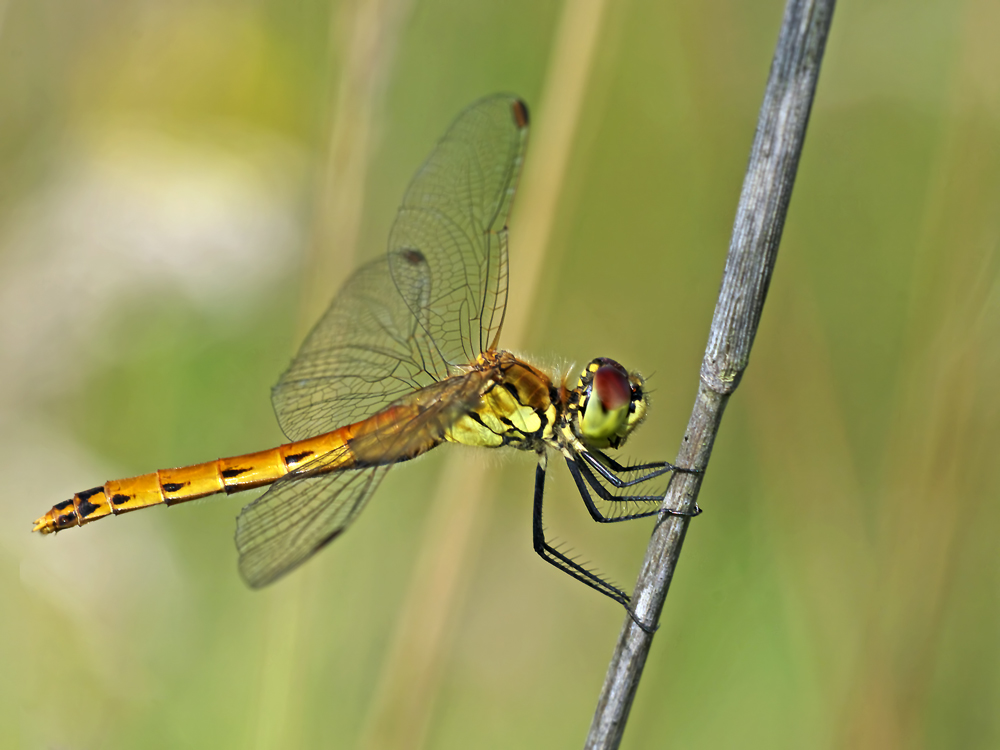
[33,429,356,534]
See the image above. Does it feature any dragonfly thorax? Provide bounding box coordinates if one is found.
[567,358,648,451]
[444,351,559,452]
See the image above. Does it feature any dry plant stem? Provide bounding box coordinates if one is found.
[585,0,837,747]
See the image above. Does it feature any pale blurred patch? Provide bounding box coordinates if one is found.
[0,120,303,409]
[4,117,305,748]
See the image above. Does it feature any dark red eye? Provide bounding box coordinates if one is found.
[593,364,630,411]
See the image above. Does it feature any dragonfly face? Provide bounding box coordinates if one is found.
[33,95,698,617]
[570,358,648,451]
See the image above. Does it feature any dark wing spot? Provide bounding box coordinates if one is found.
[222,467,251,479]
[77,486,104,502]
[111,494,131,506]
[77,498,100,518]
[400,248,425,265]
[162,483,187,493]
[284,451,314,466]
[511,99,530,128]
[54,499,74,511]
[316,528,346,552]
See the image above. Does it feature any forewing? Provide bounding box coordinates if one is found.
[390,94,529,366]
[272,96,529,441]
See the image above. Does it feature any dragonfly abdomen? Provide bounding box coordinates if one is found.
[32,429,359,534]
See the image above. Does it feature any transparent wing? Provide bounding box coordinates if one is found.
[236,458,389,589]
[272,95,529,441]
[389,94,529,368]
[239,370,492,587]
[271,252,436,441]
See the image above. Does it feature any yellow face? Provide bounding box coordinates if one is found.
[574,358,648,450]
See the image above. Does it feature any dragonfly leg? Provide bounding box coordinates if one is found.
[532,454,631,607]
[566,458,663,522]
[567,456,702,520]
[581,450,700,488]
[624,605,659,635]
[580,450,674,488]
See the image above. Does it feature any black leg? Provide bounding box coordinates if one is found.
[581,450,700,488]
[532,453,632,607]
[590,451,680,474]
[566,457,663,522]
[567,456,702,521]
[579,451,675,489]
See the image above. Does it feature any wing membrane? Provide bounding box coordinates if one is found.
[271,253,435,441]
[272,95,529,440]
[389,94,528,365]
[237,458,389,589]
[240,370,492,586]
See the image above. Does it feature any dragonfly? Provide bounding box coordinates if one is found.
[33,95,699,615]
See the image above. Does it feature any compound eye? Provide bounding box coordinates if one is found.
[593,364,630,411]
[580,363,632,446]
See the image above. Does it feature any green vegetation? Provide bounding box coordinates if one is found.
[4,1,998,748]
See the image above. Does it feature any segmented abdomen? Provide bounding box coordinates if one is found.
[33,429,358,534]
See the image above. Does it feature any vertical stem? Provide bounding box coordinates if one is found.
[585,0,837,747]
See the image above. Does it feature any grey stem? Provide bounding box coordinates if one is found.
[585,0,837,747]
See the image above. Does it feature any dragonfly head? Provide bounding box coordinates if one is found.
[571,358,648,450]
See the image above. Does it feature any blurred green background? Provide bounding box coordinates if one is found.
[4,0,999,748]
